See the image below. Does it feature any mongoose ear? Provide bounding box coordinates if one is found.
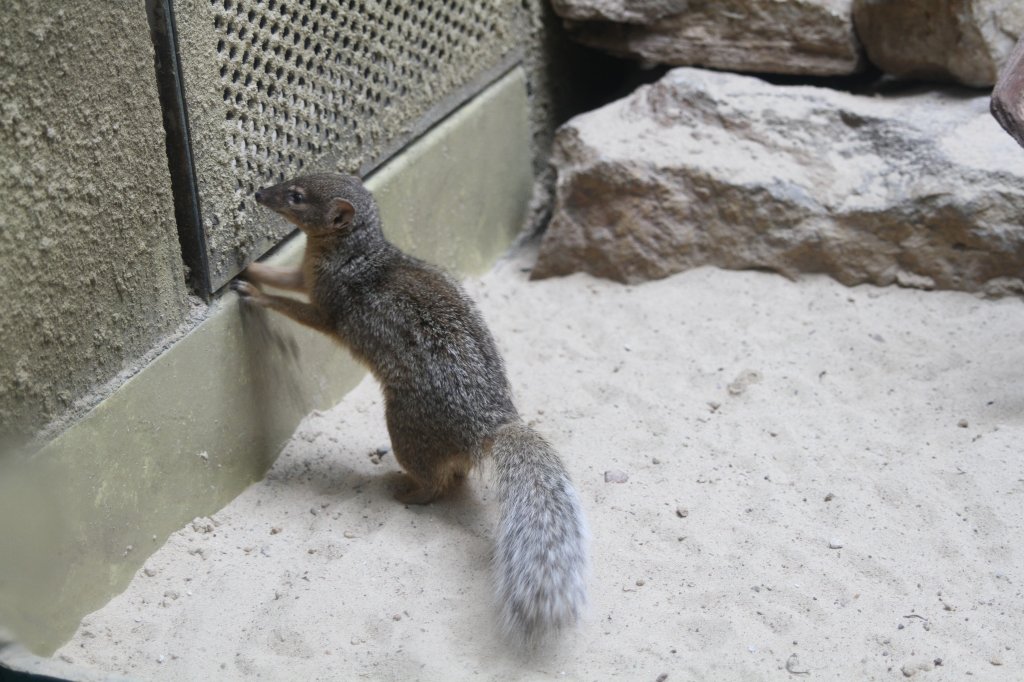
[328,198,355,230]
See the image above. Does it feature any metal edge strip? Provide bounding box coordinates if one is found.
[358,50,526,179]
[147,0,212,299]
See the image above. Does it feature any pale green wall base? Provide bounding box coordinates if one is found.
[0,66,531,658]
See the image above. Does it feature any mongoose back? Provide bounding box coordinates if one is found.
[231,173,587,643]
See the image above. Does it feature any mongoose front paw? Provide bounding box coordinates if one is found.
[230,279,262,300]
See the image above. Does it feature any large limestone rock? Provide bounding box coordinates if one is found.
[549,0,688,23]
[853,0,1024,87]
[991,35,1024,147]
[533,67,1024,295]
[552,0,864,76]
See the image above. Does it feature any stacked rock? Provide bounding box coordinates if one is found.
[536,0,1024,296]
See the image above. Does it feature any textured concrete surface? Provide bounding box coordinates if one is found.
[535,68,1024,294]
[0,3,190,444]
[0,68,532,657]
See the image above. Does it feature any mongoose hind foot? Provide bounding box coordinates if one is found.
[392,470,468,505]
[393,482,441,506]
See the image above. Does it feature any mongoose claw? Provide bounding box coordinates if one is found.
[230,279,260,300]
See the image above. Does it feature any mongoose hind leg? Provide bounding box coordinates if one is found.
[392,450,472,505]
[393,476,446,505]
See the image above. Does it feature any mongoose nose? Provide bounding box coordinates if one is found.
[254,189,264,203]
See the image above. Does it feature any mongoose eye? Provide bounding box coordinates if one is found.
[287,191,305,205]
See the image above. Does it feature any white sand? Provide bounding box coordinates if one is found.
[57,246,1024,680]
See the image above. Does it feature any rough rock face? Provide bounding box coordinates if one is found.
[991,36,1024,147]
[853,0,1024,87]
[533,67,1024,295]
[552,0,864,76]
[549,0,688,23]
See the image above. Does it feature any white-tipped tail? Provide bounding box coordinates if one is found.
[491,421,588,643]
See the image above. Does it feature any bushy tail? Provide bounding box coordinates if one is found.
[491,421,587,644]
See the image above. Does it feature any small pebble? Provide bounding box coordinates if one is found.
[900,659,934,677]
[604,469,629,484]
[990,656,1003,666]
[270,527,282,535]
[656,674,668,682]
[636,579,646,587]
[676,506,689,518]
[828,539,844,549]
[157,655,165,664]
[369,446,390,465]
[143,567,158,577]
[392,614,402,621]
[785,653,809,675]
[824,493,835,502]
[957,418,969,428]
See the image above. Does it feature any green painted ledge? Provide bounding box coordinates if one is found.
[0,66,531,658]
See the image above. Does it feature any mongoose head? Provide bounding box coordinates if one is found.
[254,173,379,238]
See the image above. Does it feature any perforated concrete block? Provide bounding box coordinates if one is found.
[160,0,524,292]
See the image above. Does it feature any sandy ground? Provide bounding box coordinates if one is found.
[55,246,1024,680]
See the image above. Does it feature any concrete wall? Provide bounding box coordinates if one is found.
[0,1,191,445]
[0,1,610,448]
[0,0,615,661]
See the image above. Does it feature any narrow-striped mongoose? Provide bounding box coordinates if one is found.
[232,173,587,642]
